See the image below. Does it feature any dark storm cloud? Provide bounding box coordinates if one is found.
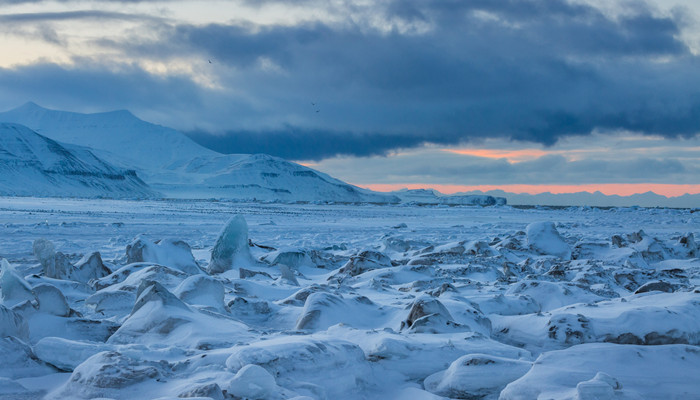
[163,0,700,157]
[0,10,163,23]
[3,0,700,160]
[186,128,438,160]
[0,63,205,115]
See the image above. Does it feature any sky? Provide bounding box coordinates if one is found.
[1,0,699,197]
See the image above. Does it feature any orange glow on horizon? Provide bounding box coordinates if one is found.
[443,148,554,162]
[359,183,700,198]
[442,147,607,162]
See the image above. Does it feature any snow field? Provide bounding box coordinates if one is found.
[0,199,698,399]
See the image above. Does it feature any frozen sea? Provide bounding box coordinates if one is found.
[0,197,698,399]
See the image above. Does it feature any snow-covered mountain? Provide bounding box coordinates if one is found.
[0,103,398,203]
[162,153,398,203]
[0,123,156,198]
[0,102,214,172]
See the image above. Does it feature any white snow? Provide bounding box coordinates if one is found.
[0,123,156,199]
[423,353,532,398]
[0,104,400,203]
[226,364,281,399]
[500,343,700,399]
[0,199,697,399]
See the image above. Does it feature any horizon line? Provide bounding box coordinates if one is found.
[358,183,700,198]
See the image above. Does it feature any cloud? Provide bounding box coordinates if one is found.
[312,149,699,186]
[0,62,206,118]
[2,0,700,161]
[0,10,160,23]
[3,0,170,3]
[186,128,439,160]
[162,0,700,156]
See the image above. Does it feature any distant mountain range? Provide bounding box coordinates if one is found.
[0,102,403,203]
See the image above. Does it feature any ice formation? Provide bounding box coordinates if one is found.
[0,200,698,399]
[208,215,253,274]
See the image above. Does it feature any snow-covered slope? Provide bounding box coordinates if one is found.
[0,102,215,171]
[0,103,398,203]
[163,153,399,202]
[0,123,156,198]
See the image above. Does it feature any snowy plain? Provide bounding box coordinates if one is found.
[0,197,699,399]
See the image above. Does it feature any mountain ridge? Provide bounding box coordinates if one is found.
[0,103,403,203]
[0,123,157,198]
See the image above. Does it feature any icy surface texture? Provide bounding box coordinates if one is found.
[0,200,698,399]
[208,215,252,274]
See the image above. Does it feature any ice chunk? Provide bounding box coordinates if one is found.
[494,291,700,348]
[505,280,604,312]
[109,281,251,347]
[401,296,462,333]
[338,250,392,277]
[500,343,700,400]
[364,331,530,381]
[423,354,532,398]
[225,337,371,399]
[263,248,313,269]
[208,216,252,274]
[278,264,299,286]
[72,252,111,284]
[226,364,280,400]
[87,264,189,318]
[295,292,385,331]
[32,239,75,279]
[239,267,273,279]
[0,336,56,379]
[178,383,224,400]
[0,304,29,340]
[228,297,272,316]
[0,377,29,396]
[32,238,56,275]
[34,337,110,371]
[575,372,621,400]
[53,351,163,398]
[131,280,189,316]
[279,284,327,307]
[0,259,35,307]
[126,237,201,274]
[526,221,571,260]
[673,232,697,258]
[634,280,674,294]
[34,283,70,316]
[174,275,226,312]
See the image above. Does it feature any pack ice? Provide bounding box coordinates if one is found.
[0,200,698,399]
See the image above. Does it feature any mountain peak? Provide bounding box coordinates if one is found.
[6,102,137,121]
[12,101,47,113]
